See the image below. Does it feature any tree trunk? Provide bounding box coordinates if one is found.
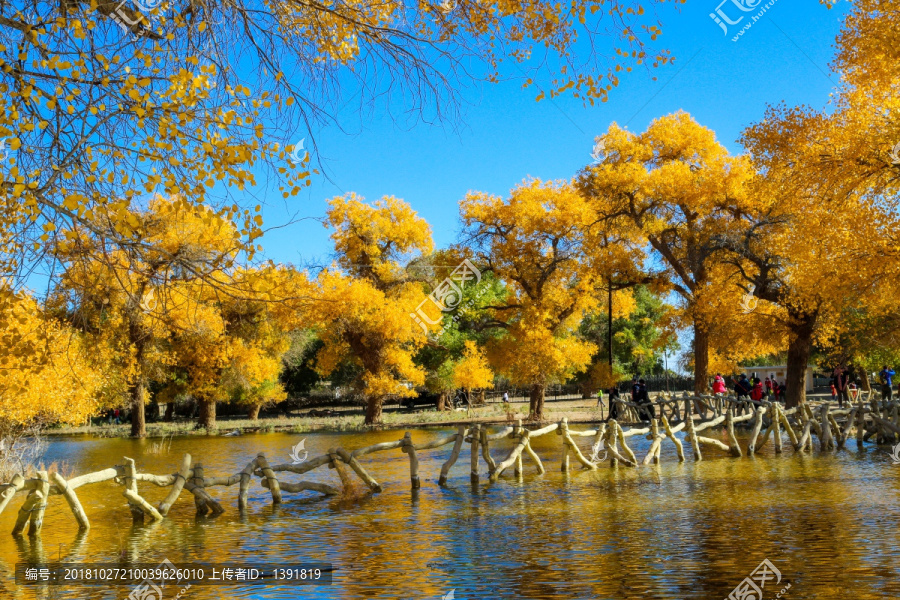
[528,383,546,421]
[855,365,871,393]
[365,396,384,425]
[437,391,449,411]
[164,402,174,422]
[580,380,592,399]
[693,321,710,394]
[785,310,817,408]
[198,398,217,430]
[130,379,147,438]
[247,404,262,420]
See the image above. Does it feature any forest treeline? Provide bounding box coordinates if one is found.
[0,0,898,439]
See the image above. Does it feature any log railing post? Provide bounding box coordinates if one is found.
[772,404,783,454]
[479,428,497,474]
[470,424,481,483]
[439,425,467,486]
[191,463,209,515]
[256,454,282,504]
[400,432,420,490]
[0,473,24,518]
[558,419,569,472]
[748,406,766,455]
[158,453,192,516]
[122,458,145,524]
[238,458,258,510]
[684,399,702,461]
[725,410,742,457]
[12,488,43,536]
[50,472,89,530]
[28,471,50,537]
[660,415,684,462]
[334,448,382,492]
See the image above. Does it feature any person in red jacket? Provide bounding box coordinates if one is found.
[751,380,764,401]
[712,374,727,394]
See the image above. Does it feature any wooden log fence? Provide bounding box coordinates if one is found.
[0,394,896,537]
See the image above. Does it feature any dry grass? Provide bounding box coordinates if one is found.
[25,460,75,479]
[147,434,174,455]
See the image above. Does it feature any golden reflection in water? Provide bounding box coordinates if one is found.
[0,427,899,599]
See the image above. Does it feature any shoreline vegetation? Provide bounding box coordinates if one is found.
[45,395,835,439]
[47,399,595,438]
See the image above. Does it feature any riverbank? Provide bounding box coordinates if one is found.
[45,393,839,438]
[46,397,610,438]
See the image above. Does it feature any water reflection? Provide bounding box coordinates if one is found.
[0,428,898,599]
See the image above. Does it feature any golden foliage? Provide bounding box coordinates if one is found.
[0,290,100,429]
[452,341,494,391]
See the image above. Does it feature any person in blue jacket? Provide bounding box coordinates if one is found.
[879,366,895,401]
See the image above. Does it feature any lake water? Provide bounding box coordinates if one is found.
[1,426,899,599]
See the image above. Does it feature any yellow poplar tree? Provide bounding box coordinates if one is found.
[461,179,616,420]
[54,195,241,436]
[311,194,433,424]
[576,112,755,393]
[452,341,494,407]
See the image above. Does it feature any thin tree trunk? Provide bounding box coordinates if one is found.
[693,321,710,395]
[128,318,148,438]
[130,379,147,438]
[198,398,217,430]
[528,383,546,421]
[247,404,262,420]
[365,396,384,425]
[785,310,817,408]
[856,365,871,394]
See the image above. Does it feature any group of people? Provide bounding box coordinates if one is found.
[712,373,785,402]
[830,365,856,408]
[597,378,655,422]
[831,365,897,407]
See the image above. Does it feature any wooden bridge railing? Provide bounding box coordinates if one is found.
[0,391,896,538]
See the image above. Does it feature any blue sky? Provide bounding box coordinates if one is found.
[255,0,848,268]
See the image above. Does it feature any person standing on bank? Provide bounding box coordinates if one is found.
[734,374,752,399]
[712,374,727,395]
[833,366,850,408]
[880,366,895,401]
[606,385,621,422]
[636,379,654,421]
